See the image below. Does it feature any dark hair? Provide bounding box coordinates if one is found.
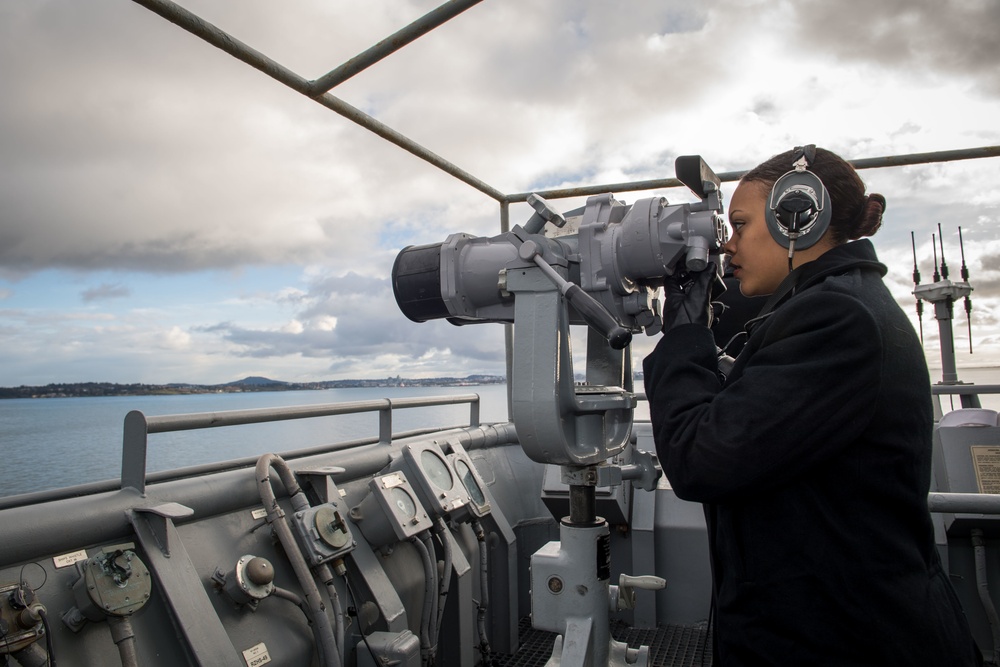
[741,147,886,244]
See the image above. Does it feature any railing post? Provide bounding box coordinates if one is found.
[122,410,149,495]
[379,399,393,445]
[470,395,480,427]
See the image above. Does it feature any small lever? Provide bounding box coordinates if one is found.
[518,239,632,349]
[524,193,567,234]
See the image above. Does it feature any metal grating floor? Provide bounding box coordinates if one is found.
[494,617,712,667]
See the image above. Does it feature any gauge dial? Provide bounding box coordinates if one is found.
[390,487,417,519]
[421,449,454,491]
[456,459,486,507]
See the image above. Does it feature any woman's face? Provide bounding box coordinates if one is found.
[723,181,790,297]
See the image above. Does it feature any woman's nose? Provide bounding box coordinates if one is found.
[722,235,736,256]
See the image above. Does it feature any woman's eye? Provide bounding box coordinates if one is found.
[731,221,745,234]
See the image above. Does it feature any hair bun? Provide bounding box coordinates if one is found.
[851,193,885,239]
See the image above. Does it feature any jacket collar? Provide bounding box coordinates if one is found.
[744,239,887,335]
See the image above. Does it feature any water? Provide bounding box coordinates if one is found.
[0,385,510,498]
[2,369,998,499]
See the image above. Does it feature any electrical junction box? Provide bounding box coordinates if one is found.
[446,441,492,521]
[392,442,471,518]
[291,502,355,566]
[350,472,432,547]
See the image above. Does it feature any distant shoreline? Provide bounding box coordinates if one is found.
[0,375,506,399]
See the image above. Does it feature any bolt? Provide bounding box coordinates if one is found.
[547,577,563,594]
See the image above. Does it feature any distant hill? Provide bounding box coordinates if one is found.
[225,376,288,387]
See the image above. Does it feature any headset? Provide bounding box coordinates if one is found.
[765,145,832,262]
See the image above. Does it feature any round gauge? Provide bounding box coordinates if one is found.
[420,450,454,491]
[455,459,486,507]
[390,487,417,519]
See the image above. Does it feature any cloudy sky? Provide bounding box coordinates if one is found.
[1,0,998,386]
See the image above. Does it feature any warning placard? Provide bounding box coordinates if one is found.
[971,446,1000,494]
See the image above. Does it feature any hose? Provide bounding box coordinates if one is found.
[433,517,454,654]
[472,519,492,661]
[38,608,56,667]
[421,532,441,656]
[108,616,139,667]
[9,643,49,667]
[256,454,341,667]
[972,529,1000,665]
[317,563,346,659]
[272,585,306,610]
[410,534,436,665]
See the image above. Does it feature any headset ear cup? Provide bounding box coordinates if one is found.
[766,169,832,250]
[776,193,816,233]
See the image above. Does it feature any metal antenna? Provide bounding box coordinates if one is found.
[937,223,949,280]
[932,233,940,282]
[959,226,973,354]
[959,226,970,281]
[911,231,923,342]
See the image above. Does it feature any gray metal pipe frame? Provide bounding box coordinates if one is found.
[0,424,467,512]
[503,145,1000,203]
[0,422,519,567]
[929,492,1000,515]
[121,394,481,494]
[933,385,1000,396]
[130,0,504,201]
[308,0,484,95]
[129,2,1000,208]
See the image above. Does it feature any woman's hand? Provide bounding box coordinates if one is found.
[662,262,726,330]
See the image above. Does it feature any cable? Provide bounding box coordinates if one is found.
[107,616,138,667]
[471,519,493,665]
[410,534,435,665]
[15,563,55,667]
[432,518,453,652]
[421,532,440,657]
[344,577,379,666]
[255,454,341,667]
[317,563,346,659]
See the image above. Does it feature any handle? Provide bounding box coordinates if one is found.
[519,239,632,349]
[565,284,632,350]
[619,574,666,590]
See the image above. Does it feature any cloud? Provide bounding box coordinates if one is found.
[1,1,1000,384]
[80,283,131,302]
[788,0,1000,94]
[194,271,507,376]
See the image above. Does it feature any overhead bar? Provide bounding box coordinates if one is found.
[130,0,1000,211]
[504,146,1000,203]
[130,0,505,201]
[307,0,485,96]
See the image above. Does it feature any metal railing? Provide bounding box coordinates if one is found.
[928,492,1000,515]
[121,394,481,494]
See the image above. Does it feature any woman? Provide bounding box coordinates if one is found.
[643,146,980,665]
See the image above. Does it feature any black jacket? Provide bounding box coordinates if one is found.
[643,240,979,666]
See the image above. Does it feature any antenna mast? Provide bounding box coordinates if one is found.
[912,227,974,389]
